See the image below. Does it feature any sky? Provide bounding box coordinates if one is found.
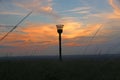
[0,0,120,57]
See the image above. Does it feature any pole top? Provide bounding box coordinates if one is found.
[56,24,64,30]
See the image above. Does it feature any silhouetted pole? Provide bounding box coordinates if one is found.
[59,32,62,61]
[56,24,64,61]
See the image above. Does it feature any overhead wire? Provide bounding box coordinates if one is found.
[82,24,103,54]
[0,11,32,42]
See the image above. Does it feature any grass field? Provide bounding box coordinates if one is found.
[0,58,120,80]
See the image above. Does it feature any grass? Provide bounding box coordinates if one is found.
[0,58,120,80]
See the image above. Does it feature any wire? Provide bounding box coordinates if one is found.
[83,24,103,54]
[0,11,32,42]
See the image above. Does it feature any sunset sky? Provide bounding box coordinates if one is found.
[0,0,120,57]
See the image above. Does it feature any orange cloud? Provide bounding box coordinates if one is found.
[62,20,103,39]
[0,23,57,48]
[109,0,120,15]
[21,23,57,42]
[108,0,120,18]
[0,20,108,48]
[62,23,108,47]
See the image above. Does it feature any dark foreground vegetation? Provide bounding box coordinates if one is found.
[0,56,120,80]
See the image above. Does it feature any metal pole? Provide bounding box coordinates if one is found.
[59,33,62,61]
[56,24,64,61]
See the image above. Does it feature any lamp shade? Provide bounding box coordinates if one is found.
[56,24,64,30]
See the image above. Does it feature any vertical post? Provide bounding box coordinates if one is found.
[59,33,62,61]
[56,24,64,61]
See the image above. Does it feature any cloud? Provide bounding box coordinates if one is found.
[0,24,14,35]
[0,0,59,18]
[78,0,120,22]
[21,23,57,42]
[109,0,120,15]
[60,7,91,14]
[14,0,57,16]
[0,20,108,47]
[76,11,90,14]
[56,17,109,47]
[108,0,120,18]
[0,11,25,15]
[0,0,22,15]
[67,7,90,12]
[62,20,103,39]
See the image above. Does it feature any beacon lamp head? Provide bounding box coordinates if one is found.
[56,24,64,34]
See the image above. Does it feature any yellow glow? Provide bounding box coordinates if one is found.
[0,22,107,47]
